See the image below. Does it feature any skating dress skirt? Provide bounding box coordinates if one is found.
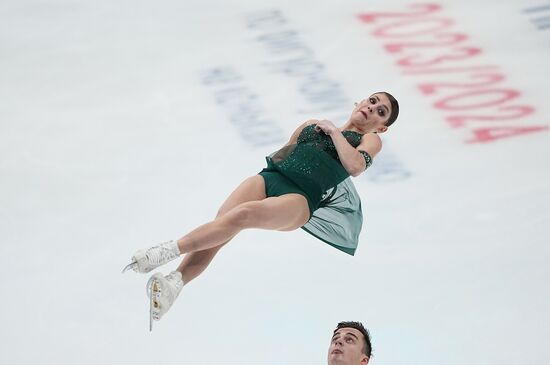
[259,124,373,256]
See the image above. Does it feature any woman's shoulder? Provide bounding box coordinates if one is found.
[285,120,320,146]
[303,119,319,127]
[360,132,382,143]
[294,119,318,135]
[358,133,383,157]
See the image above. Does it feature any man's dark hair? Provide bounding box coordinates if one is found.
[380,91,399,127]
[334,321,372,357]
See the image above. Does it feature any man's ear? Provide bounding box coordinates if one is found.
[361,355,370,365]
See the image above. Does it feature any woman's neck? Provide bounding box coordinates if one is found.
[340,120,369,134]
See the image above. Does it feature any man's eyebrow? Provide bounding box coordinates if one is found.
[332,331,359,340]
[374,95,390,115]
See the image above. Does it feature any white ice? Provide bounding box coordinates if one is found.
[1,1,549,364]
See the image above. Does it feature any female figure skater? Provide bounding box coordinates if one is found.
[124,92,399,327]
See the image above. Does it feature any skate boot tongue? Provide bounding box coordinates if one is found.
[166,271,183,282]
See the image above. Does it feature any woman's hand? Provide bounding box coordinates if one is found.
[314,119,338,136]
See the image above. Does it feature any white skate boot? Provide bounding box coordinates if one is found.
[147,271,184,331]
[122,240,181,274]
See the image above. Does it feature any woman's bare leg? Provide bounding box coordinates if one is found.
[175,246,223,284]
[176,192,309,254]
[175,175,267,283]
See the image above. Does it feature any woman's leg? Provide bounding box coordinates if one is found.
[175,175,267,283]
[175,247,222,284]
[176,191,310,254]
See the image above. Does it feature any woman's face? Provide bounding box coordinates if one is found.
[352,93,391,133]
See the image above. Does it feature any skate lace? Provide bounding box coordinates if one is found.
[145,241,179,265]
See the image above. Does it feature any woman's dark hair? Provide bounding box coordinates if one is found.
[335,321,372,357]
[380,91,399,127]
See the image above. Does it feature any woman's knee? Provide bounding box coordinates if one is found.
[278,211,309,231]
[215,207,227,218]
[223,203,258,228]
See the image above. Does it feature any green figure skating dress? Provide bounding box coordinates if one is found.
[259,124,373,256]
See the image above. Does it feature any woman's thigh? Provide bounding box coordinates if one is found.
[217,175,267,217]
[227,193,310,232]
[182,175,267,262]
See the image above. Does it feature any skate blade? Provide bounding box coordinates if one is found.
[122,261,137,273]
[149,281,154,331]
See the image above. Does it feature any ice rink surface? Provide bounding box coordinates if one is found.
[1,0,549,364]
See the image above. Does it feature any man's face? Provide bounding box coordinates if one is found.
[327,328,369,365]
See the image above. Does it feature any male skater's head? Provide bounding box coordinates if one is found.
[327,321,372,365]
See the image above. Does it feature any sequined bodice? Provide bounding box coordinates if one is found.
[297,124,363,161]
[264,124,366,208]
